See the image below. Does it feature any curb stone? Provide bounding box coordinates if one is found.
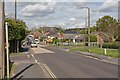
[74,51,119,65]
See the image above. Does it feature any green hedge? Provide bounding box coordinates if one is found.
[102,43,119,49]
[90,36,97,42]
[86,36,97,42]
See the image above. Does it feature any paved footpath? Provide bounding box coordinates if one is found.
[10,48,55,79]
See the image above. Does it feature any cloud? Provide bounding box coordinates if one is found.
[69,17,76,21]
[20,0,56,17]
[14,1,118,29]
[5,0,105,2]
[97,0,118,12]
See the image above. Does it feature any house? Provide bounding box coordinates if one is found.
[90,31,110,43]
[28,31,41,39]
[33,31,41,39]
[62,34,85,43]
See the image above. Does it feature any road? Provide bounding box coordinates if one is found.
[10,46,119,80]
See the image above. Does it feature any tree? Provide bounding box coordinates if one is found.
[95,15,118,42]
[5,18,27,40]
[5,18,27,53]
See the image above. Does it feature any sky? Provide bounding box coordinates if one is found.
[5,0,119,29]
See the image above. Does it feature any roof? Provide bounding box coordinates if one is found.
[63,34,77,39]
[76,34,85,40]
[63,34,85,40]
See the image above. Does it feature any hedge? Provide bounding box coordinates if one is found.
[86,36,97,42]
[102,43,119,49]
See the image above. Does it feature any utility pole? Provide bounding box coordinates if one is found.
[87,7,90,52]
[14,0,17,53]
[85,17,87,46]
[15,0,17,20]
[0,0,5,79]
[80,7,91,52]
[5,22,10,79]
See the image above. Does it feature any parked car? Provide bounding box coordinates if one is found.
[31,42,37,48]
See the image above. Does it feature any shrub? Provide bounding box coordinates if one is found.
[102,43,119,49]
[86,36,97,42]
[90,36,97,42]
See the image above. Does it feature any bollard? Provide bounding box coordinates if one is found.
[104,48,107,55]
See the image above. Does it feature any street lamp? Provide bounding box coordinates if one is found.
[80,7,90,52]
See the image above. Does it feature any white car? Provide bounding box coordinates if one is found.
[31,42,37,48]
[35,39,40,44]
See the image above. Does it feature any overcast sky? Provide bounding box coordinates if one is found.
[5,0,119,29]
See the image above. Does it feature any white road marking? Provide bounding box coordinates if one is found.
[27,55,30,58]
[43,64,58,79]
[30,53,58,79]
[35,59,38,63]
[30,54,38,63]
[31,54,34,57]
[32,47,54,54]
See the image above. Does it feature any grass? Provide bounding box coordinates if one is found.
[10,62,14,80]
[58,45,119,58]
[4,61,14,79]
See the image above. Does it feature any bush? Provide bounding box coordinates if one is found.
[90,36,97,42]
[102,43,119,49]
[86,36,97,42]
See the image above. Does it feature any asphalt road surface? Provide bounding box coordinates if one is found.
[10,46,119,80]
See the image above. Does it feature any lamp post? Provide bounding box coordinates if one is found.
[80,7,91,52]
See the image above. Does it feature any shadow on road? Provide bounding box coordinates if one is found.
[11,64,34,79]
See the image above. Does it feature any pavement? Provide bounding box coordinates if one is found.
[10,47,54,79]
[10,46,119,79]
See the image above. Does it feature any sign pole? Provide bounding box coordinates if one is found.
[5,22,10,79]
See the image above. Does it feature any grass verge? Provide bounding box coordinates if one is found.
[58,45,119,58]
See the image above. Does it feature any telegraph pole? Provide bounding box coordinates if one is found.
[0,0,5,79]
[80,7,91,52]
[85,17,87,46]
[87,7,90,52]
[14,0,17,53]
[15,0,17,20]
